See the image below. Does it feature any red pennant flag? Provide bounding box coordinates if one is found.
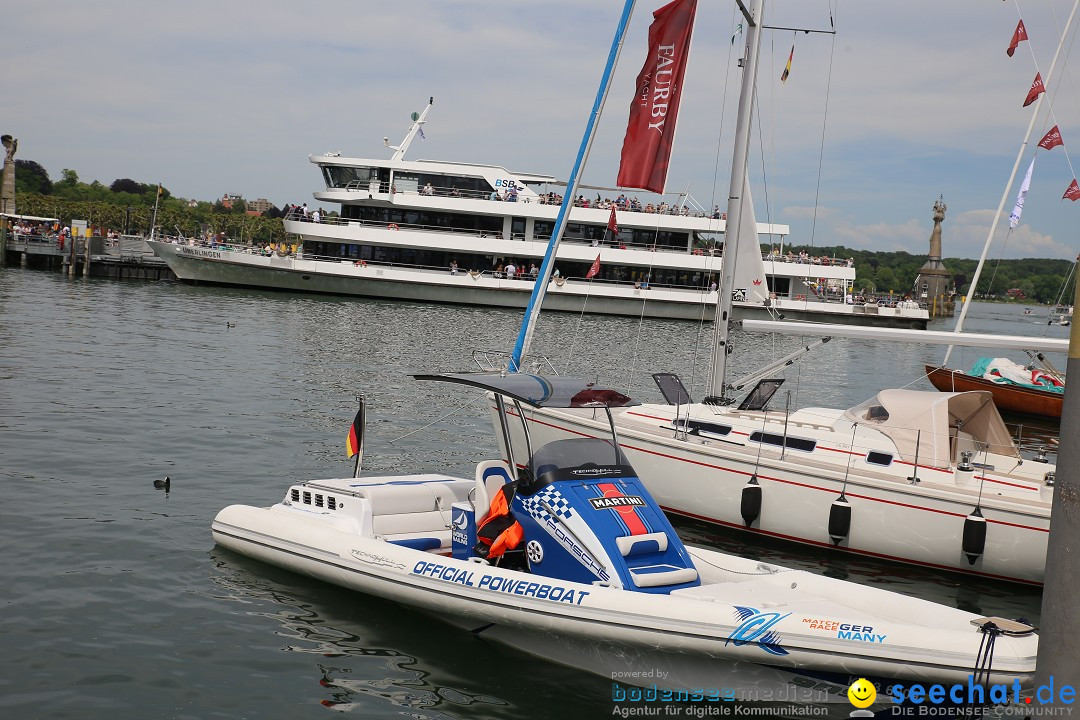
[617,0,698,193]
[1007,19,1028,57]
[607,205,619,234]
[1038,125,1064,151]
[781,44,794,82]
[346,408,362,458]
[1023,73,1045,107]
[1064,179,1080,202]
[586,254,601,279]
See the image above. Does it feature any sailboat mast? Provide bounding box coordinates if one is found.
[708,0,764,400]
[509,0,637,372]
[944,0,1080,365]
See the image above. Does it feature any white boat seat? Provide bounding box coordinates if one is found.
[628,564,699,588]
[616,532,669,557]
[473,460,514,523]
[355,480,471,515]
[359,484,443,514]
[373,510,450,537]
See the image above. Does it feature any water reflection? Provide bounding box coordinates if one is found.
[208,548,526,718]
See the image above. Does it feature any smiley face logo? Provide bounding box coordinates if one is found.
[848,678,877,708]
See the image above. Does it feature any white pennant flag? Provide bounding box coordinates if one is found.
[1009,158,1034,228]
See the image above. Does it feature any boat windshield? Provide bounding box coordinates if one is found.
[526,438,634,488]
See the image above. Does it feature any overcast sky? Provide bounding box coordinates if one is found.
[5,0,1080,260]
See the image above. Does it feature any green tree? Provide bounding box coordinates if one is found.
[110,178,146,194]
[58,168,79,187]
[14,160,52,195]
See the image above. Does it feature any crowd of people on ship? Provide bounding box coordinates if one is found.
[529,191,723,219]
[765,248,855,267]
[282,203,326,223]
[375,178,727,219]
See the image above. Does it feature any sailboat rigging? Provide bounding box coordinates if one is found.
[923,0,1080,420]
[509,3,637,372]
[491,0,1058,585]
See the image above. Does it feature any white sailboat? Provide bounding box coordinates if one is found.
[495,0,1057,585]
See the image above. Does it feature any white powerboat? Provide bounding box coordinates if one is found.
[211,372,1036,697]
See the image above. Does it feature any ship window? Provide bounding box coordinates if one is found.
[303,491,312,505]
[291,488,300,502]
[866,451,893,466]
[322,164,370,189]
[328,496,337,510]
[392,173,419,194]
[315,494,324,508]
[675,419,732,437]
[865,405,889,422]
[749,431,816,453]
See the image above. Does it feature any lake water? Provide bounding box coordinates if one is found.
[0,268,1064,719]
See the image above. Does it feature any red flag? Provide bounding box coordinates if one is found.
[1038,125,1064,151]
[780,44,794,82]
[617,0,698,193]
[346,408,362,458]
[1007,19,1028,57]
[1064,179,1080,202]
[586,254,601,279]
[1023,73,1045,107]
[607,205,619,234]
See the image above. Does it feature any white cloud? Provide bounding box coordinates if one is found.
[5,0,1079,259]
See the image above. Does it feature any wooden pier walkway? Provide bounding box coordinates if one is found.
[1,231,175,281]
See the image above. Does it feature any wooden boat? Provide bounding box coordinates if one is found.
[925,364,1062,420]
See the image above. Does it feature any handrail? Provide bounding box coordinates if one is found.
[311,181,719,218]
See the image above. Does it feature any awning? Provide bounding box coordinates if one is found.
[1,213,59,223]
[843,389,1019,468]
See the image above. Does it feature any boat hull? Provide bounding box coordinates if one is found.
[211,502,1035,688]
[148,241,928,327]
[925,365,1062,419]
[500,405,1050,585]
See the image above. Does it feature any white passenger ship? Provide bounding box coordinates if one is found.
[150,100,928,328]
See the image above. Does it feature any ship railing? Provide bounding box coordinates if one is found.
[290,253,725,296]
[472,350,559,374]
[764,253,855,267]
[288,214,703,256]
[325,180,719,218]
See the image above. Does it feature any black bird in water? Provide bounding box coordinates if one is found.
[154,475,171,491]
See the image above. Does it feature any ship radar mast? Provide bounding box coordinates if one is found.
[384,97,434,162]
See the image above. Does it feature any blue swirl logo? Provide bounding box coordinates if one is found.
[726,606,790,656]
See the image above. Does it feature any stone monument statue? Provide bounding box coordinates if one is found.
[916,195,953,317]
[1,134,16,216]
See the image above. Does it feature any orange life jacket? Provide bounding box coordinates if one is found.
[474,484,524,560]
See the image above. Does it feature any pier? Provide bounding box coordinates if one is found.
[1,229,175,281]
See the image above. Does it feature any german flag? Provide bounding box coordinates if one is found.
[346,407,363,458]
